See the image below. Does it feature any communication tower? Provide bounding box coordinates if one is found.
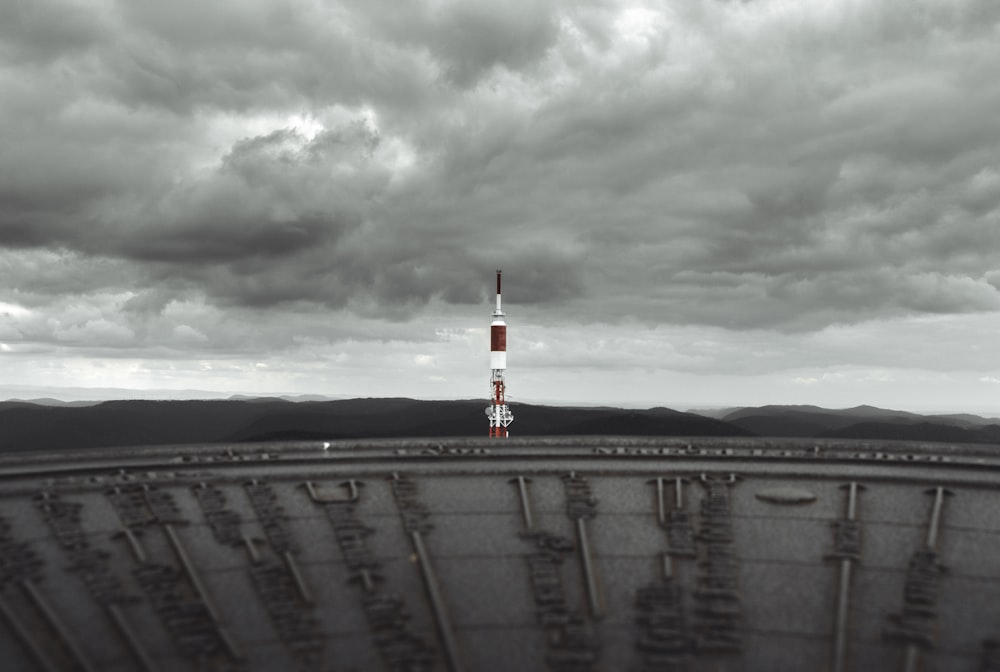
[486,270,513,437]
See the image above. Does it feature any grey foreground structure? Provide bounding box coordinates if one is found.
[1,436,1000,671]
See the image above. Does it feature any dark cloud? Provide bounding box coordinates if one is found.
[360,0,560,87]
[0,250,134,302]
[122,287,174,316]
[0,0,108,65]
[116,123,378,266]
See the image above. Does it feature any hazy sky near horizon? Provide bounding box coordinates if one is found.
[2,0,1000,412]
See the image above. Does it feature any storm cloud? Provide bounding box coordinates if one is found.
[2,0,1000,409]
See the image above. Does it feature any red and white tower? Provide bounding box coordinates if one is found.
[487,270,513,437]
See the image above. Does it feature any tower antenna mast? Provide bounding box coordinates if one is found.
[486,270,513,437]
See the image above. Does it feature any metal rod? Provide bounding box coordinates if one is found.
[831,559,853,672]
[216,625,245,662]
[360,568,376,593]
[242,534,260,564]
[831,482,861,672]
[120,527,147,563]
[411,531,465,672]
[303,481,321,502]
[576,518,604,619]
[512,476,534,531]
[340,479,361,501]
[283,551,314,606]
[674,477,687,510]
[108,604,159,672]
[305,479,364,503]
[893,487,948,672]
[925,486,946,550]
[21,579,98,672]
[846,482,859,521]
[0,593,62,672]
[164,525,245,660]
[661,552,674,581]
[654,477,667,526]
[164,524,222,624]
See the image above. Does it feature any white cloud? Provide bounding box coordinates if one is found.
[0,301,31,316]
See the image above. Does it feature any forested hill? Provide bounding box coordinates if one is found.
[2,398,998,452]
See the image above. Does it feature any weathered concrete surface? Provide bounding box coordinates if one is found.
[0,436,998,671]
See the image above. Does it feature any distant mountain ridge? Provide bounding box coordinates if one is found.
[0,398,745,452]
[1,398,999,452]
[703,404,1000,443]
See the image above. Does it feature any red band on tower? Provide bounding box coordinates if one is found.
[491,325,506,351]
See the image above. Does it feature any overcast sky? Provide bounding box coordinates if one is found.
[2,0,1000,413]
